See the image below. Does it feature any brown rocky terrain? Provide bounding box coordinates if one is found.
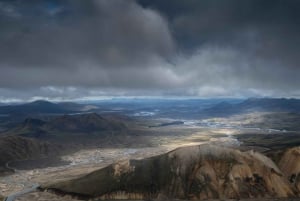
[279,146,300,192]
[43,144,298,200]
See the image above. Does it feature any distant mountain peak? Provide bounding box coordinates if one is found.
[27,100,57,106]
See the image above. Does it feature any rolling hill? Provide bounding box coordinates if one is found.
[44,113,126,133]
[0,113,129,174]
[4,113,128,140]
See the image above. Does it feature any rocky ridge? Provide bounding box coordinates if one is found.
[44,144,299,200]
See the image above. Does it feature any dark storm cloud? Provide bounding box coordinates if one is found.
[139,0,300,97]
[0,0,179,93]
[0,0,299,100]
[139,1,300,40]
[138,0,300,65]
[0,0,174,69]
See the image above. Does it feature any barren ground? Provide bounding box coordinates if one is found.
[1,122,297,201]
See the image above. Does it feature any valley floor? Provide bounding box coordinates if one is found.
[1,124,300,201]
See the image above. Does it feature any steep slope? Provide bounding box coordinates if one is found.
[8,118,48,138]
[279,147,300,192]
[44,145,296,200]
[0,136,60,174]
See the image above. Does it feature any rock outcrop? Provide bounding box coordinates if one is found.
[44,144,296,200]
[279,146,300,192]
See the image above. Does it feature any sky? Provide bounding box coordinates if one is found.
[0,0,299,101]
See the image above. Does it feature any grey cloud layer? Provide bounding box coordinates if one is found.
[0,0,299,100]
[0,0,174,69]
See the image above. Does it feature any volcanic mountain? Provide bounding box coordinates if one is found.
[44,144,298,200]
[5,113,127,139]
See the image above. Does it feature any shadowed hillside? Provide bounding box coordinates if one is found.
[4,113,128,140]
[45,113,126,133]
[0,113,130,175]
[0,136,61,174]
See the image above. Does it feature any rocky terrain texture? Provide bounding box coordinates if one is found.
[44,144,299,200]
[0,136,60,174]
[279,147,300,192]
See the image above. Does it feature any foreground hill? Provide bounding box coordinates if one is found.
[44,144,297,200]
[203,98,300,117]
[279,147,300,192]
[5,113,127,140]
[0,136,60,174]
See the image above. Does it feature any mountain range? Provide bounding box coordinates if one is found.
[1,98,300,119]
[0,100,97,116]
[202,98,300,117]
